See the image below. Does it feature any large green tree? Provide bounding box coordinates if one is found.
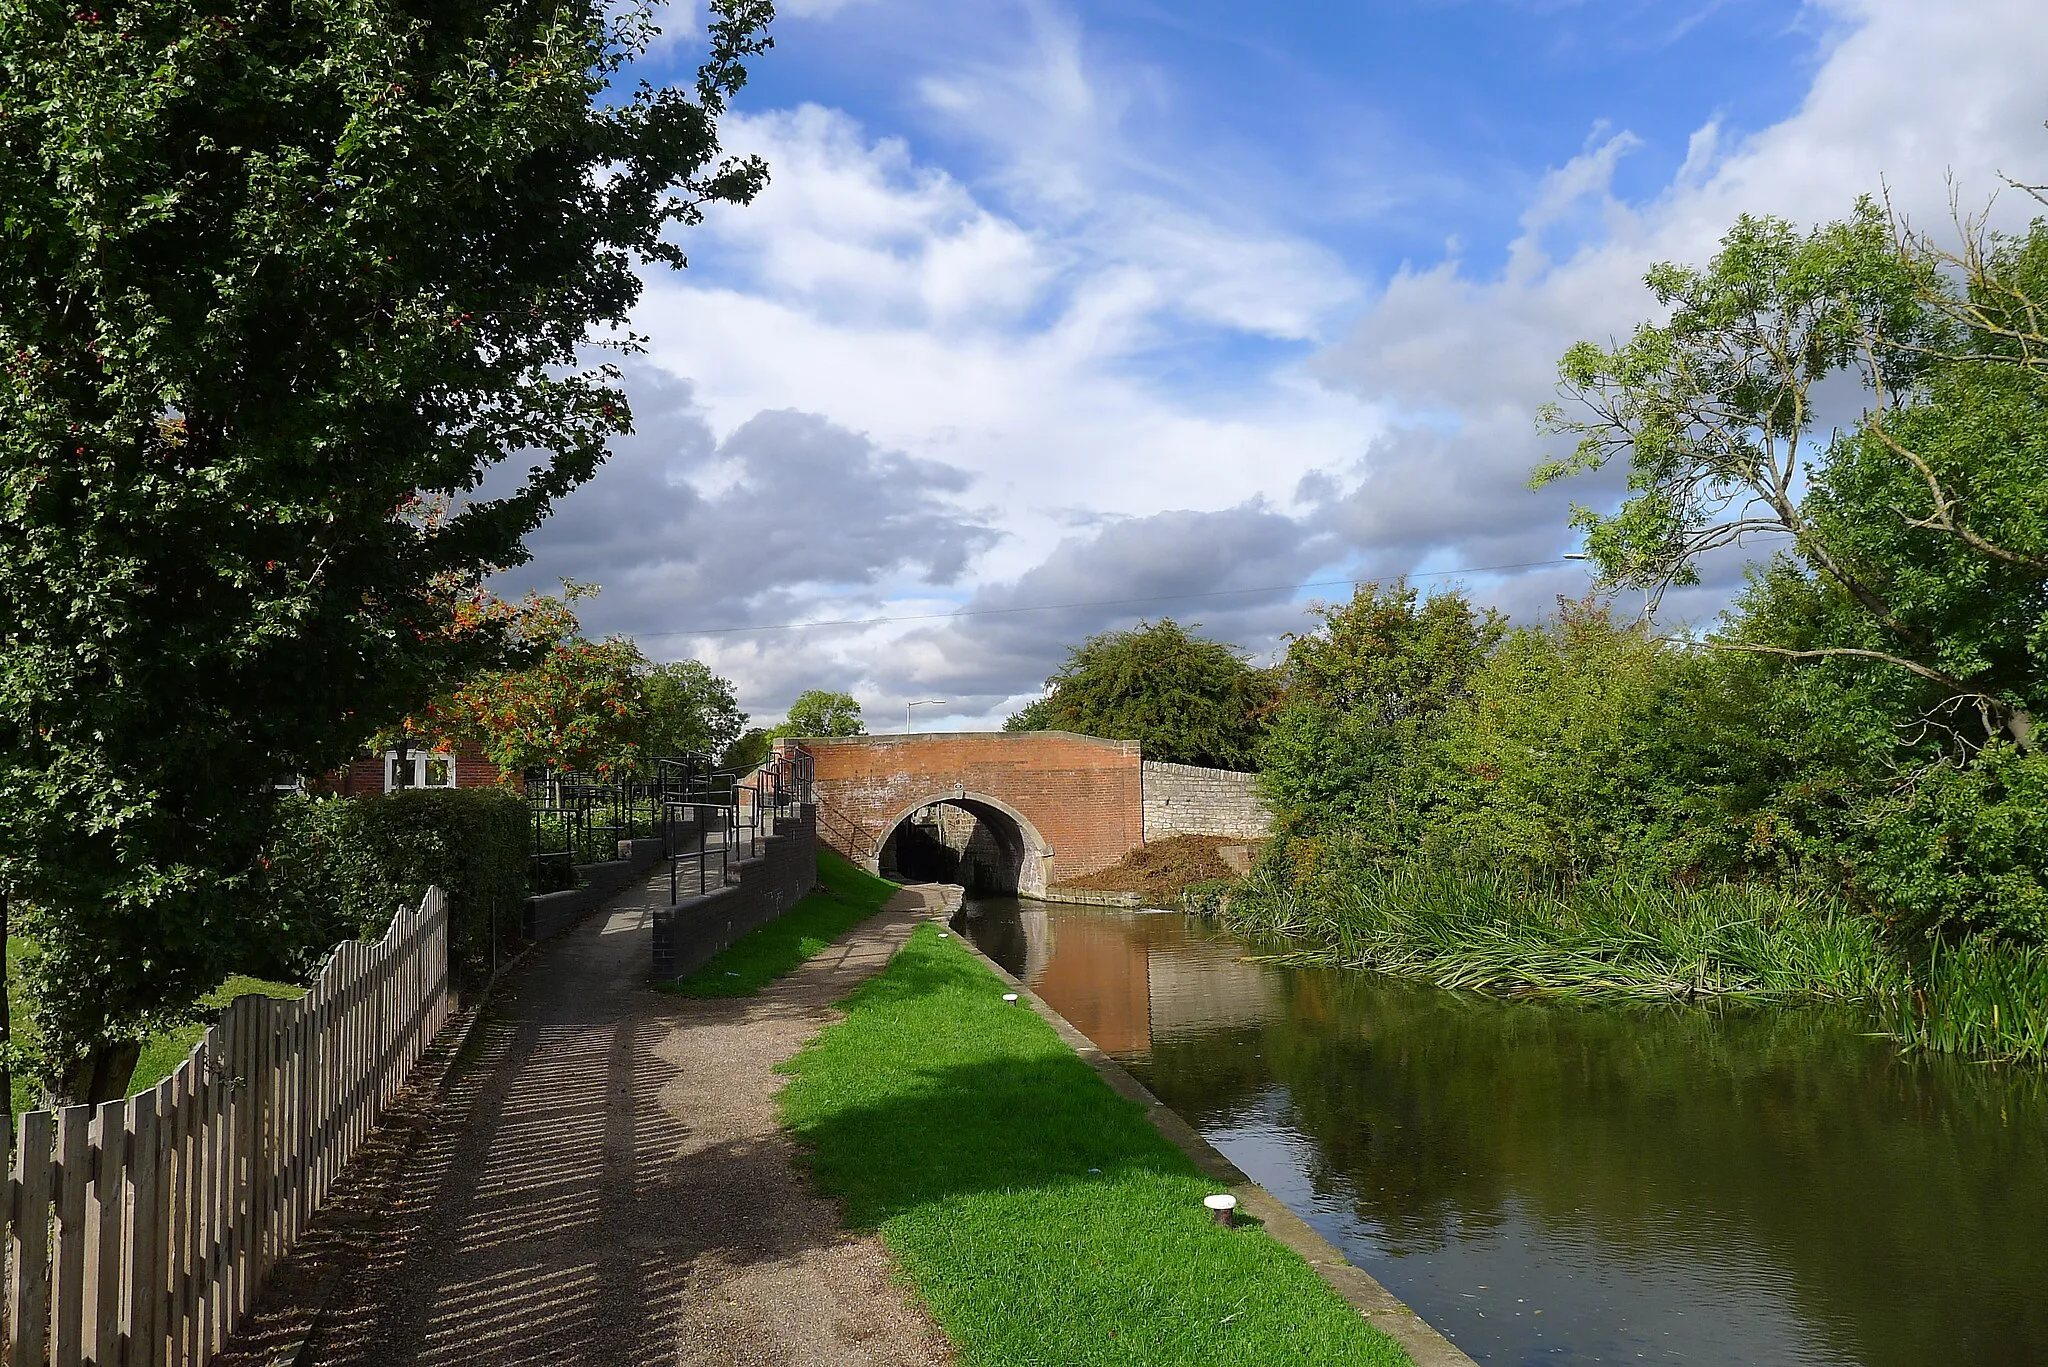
[639,660,747,760]
[0,0,773,1099]
[774,689,865,739]
[1010,619,1275,769]
[1536,200,2046,752]
[1258,584,1504,845]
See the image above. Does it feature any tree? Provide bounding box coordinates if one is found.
[0,0,773,1099]
[1002,696,1061,732]
[1258,584,1504,843]
[774,690,865,738]
[1027,620,1275,769]
[719,727,773,774]
[1434,603,1680,881]
[418,634,650,778]
[638,660,746,760]
[1536,200,2046,750]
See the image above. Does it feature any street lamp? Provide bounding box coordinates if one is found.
[906,699,948,733]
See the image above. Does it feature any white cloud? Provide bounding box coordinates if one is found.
[1311,0,2048,602]
[526,0,2048,724]
[631,95,1379,607]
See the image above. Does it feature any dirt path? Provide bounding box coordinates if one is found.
[226,870,957,1367]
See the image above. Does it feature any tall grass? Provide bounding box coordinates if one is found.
[1885,938,2048,1065]
[1224,858,2048,1065]
[1224,861,1904,1002]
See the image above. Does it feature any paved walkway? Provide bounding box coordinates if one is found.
[226,869,956,1367]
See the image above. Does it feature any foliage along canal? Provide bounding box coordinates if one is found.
[952,895,2048,1366]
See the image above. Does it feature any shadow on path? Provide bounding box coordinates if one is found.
[220,871,955,1367]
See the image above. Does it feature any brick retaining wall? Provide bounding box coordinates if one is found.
[651,805,818,980]
[524,837,669,941]
[1140,760,1272,841]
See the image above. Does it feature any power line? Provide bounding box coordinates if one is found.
[632,555,1603,640]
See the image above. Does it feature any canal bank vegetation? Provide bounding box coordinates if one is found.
[1229,863,1903,1003]
[1059,834,1241,902]
[777,923,1411,1366]
[1231,189,2048,1065]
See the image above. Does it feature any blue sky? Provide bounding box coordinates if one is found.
[730,0,1821,271]
[515,0,2048,728]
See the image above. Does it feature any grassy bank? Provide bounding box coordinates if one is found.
[8,959,304,1114]
[659,849,898,996]
[777,925,1410,1366]
[1224,860,2048,1065]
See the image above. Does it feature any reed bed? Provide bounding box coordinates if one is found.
[1224,862,1904,1002]
[1885,939,2048,1065]
[1223,859,2048,1064]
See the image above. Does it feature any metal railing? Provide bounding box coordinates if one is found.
[526,757,725,891]
[665,748,814,904]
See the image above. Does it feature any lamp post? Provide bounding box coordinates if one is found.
[906,699,948,733]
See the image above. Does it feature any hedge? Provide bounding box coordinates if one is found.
[263,788,529,987]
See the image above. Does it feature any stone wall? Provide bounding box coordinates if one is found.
[651,805,818,980]
[1140,760,1271,841]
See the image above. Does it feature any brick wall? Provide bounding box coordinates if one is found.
[806,731,1144,886]
[1140,760,1272,841]
[651,805,818,980]
[329,740,506,798]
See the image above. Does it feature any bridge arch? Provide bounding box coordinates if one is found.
[802,731,1147,893]
[873,790,1053,898]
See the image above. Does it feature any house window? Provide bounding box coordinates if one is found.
[385,750,457,792]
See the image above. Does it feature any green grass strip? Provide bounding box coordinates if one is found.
[777,924,1411,1366]
[659,849,900,997]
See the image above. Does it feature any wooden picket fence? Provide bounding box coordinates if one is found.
[2,887,452,1366]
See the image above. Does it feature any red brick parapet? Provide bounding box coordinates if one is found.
[801,731,1145,893]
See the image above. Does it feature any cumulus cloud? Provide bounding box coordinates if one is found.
[1308,0,2048,592]
[879,501,1340,709]
[507,366,998,649]
[515,0,2048,725]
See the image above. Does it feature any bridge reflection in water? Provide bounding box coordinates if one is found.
[951,895,1279,1056]
[950,895,2048,1367]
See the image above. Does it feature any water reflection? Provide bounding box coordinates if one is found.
[954,896,2048,1367]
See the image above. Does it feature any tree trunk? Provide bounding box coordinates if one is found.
[2008,706,2035,754]
[1,887,10,1124]
[44,1041,142,1109]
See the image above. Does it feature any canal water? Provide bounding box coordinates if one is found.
[951,895,2048,1367]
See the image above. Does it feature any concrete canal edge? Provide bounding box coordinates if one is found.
[937,915,1478,1367]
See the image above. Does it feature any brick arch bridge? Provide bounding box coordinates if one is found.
[798,730,1271,897]
[801,732,1142,898]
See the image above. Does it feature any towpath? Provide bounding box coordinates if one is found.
[221,869,956,1367]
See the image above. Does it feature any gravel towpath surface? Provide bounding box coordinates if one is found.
[223,869,957,1367]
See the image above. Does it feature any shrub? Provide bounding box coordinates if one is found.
[1850,742,2048,945]
[263,788,530,986]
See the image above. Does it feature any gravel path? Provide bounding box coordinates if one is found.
[225,869,957,1367]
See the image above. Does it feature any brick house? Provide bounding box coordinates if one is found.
[322,739,511,798]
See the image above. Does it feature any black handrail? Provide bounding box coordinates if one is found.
[659,747,815,905]
[526,754,740,890]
